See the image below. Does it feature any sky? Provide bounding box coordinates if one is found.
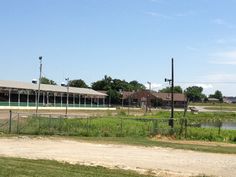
[1,0,236,96]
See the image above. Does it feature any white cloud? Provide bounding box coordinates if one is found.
[145,11,195,19]
[195,84,213,89]
[145,11,171,19]
[209,50,236,65]
[213,18,236,29]
[213,18,225,25]
[218,51,236,58]
[210,60,236,65]
[175,10,195,17]
[180,83,213,90]
[204,74,236,82]
[186,46,199,51]
[145,83,163,91]
[149,0,162,3]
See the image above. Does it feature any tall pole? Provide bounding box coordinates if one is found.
[147,82,151,112]
[170,58,174,128]
[65,78,69,116]
[109,88,111,107]
[36,56,42,115]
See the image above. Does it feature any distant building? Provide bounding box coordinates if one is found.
[121,90,187,108]
[207,98,220,103]
[0,80,107,108]
[223,97,236,104]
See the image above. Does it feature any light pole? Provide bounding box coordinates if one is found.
[147,81,151,112]
[119,89,123,108]
[165,58,174,128]
[65,77,69,116]
[36,56,42,115]
[108,81,113,107]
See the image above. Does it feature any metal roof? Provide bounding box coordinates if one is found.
[0,80,107,97]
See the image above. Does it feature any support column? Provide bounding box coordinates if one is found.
[103,97,105,107]
[47,92,49,106]
[61,93,63,107]
[73,94,75,107]
[84,96,86,107]
[18,91,20,107]
[35,91,37,107]
[54,93,56,107]
[79,95,81,107]
[27,90,29,107]
[97,97,99,107]
[8,89,11,106]
[91,97,93,107]
[43,92,45,106]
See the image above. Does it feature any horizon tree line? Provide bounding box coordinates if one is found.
[40,76,223,104]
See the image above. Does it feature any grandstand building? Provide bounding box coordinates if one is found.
[0,80,107,109]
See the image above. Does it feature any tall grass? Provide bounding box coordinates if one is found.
[3,114,235,143]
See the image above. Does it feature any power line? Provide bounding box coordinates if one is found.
[175,81,236,84]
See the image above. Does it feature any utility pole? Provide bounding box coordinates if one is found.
[147,81,151,112]
[171,58,174,128]
[36,56,42,115]
[165,58,174,128]
[65,77,69,116]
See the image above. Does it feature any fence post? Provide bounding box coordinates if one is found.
[9,110,12,134]
[152,119,158,135]
[49,115,52,134]
[38,115,41,134]
[185,118,187,139]
[17,113,20,134]
[179,118,183,137]
[86,117,89,135]
[120,117,123,135]
[218,121,222,135]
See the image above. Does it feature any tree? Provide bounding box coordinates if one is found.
[129,80,145,91]
[185,86,205,102]
[159,86,183,93]
[91,75,145,105]
[209,90,223,102]
[68,79,88,88]
[40,77,57,85]
[91,75,113,91]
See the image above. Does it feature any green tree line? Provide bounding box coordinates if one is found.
[40,76,223,104]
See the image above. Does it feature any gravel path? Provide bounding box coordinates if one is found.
[0,137,235,177]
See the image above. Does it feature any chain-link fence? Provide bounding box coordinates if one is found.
[1,111,236,142]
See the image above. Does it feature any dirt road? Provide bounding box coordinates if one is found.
[0,137,235,177]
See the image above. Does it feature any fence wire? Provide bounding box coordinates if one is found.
[0,111,236,142]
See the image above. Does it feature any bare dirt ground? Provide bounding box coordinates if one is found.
[0,137,236,177]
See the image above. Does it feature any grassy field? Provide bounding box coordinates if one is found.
[1,111,236,143]
[0,157,155,177]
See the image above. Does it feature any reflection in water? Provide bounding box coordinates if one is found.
[201,122,236,130]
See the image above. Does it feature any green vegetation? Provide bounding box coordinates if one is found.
[40,77,57,85]
[91,75,145,104]
[1,111,235,144]
[208,90,223,102]
[185,86,206,102]
[0,157,154,177]
[69,79,89,88]
[159,86,183,93]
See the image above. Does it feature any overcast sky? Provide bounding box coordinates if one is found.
[1,0,236,96]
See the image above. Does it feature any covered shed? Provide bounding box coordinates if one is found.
[0,80,107,108]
